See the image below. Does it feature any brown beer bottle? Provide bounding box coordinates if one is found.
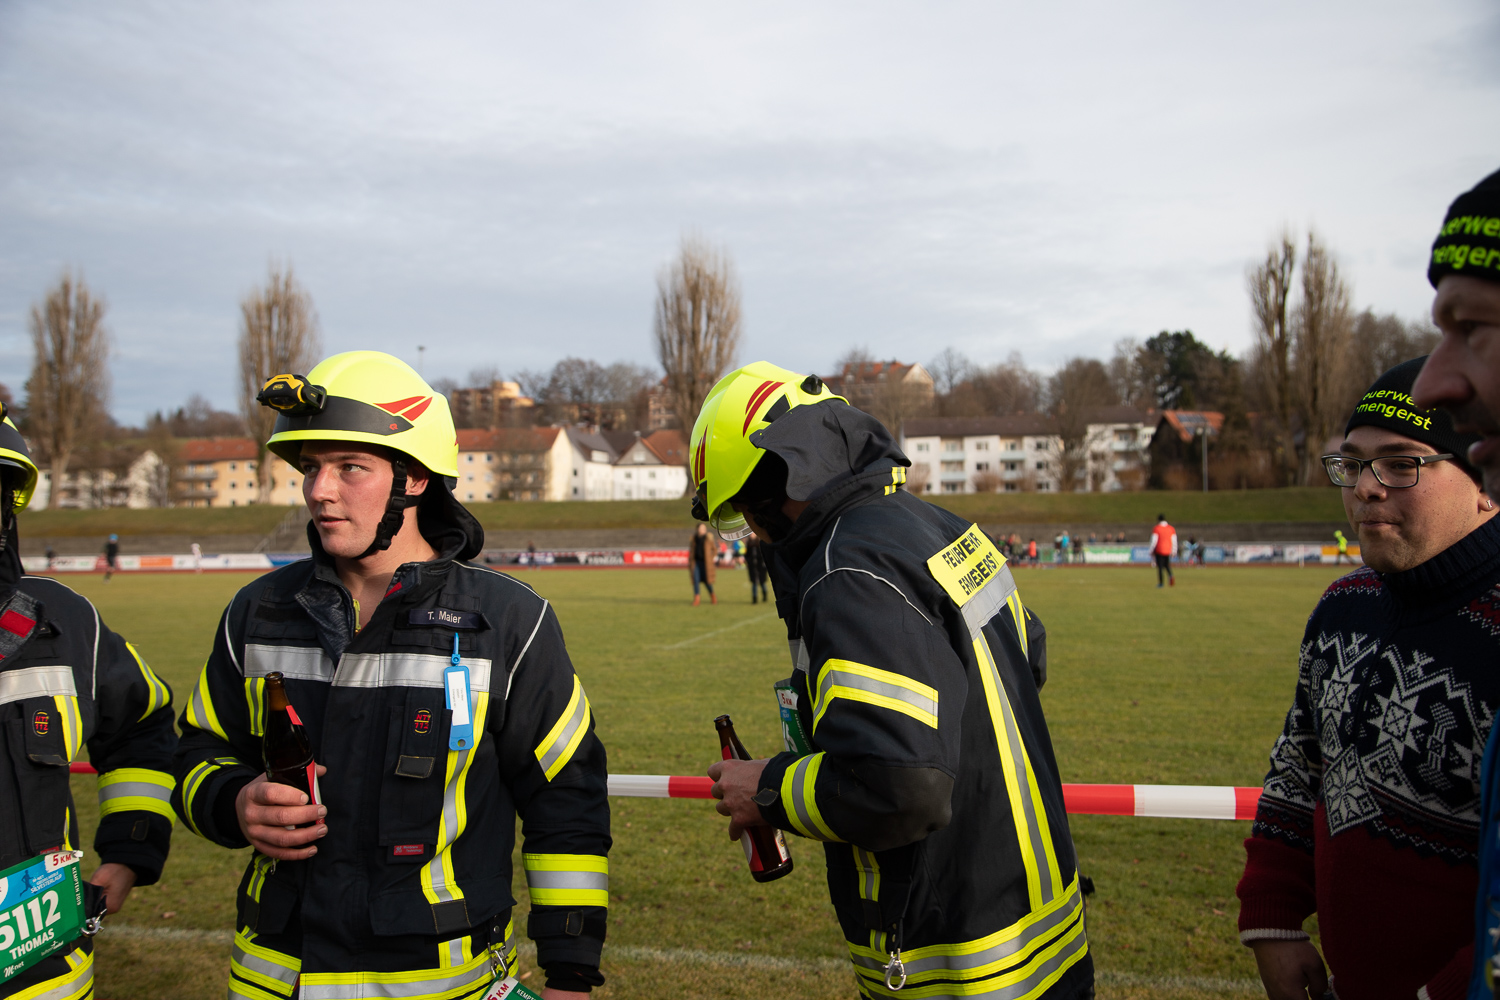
[715,714,792,882]
[263,671,322,825]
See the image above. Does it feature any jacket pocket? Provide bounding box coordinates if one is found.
[4,711,72,854]
[378,692,450,847]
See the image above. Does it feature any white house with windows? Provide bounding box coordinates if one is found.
[902,416,1062,494]
[605,430,688,500]
[901,409,1154,494]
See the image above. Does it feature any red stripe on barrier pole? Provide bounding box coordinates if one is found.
[1059,783,1134,816]
[1234,785,1263,821]
[71,762,95,774]
[667,775,714,799]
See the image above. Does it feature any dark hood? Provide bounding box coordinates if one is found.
[756,400,910,572]
[0,513,20,606]
[303,477,485,564]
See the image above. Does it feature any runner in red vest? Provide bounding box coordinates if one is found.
[1151,514,1176,588]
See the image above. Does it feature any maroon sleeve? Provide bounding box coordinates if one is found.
[1422,944,1474,1000]
[1237,834,1317,937]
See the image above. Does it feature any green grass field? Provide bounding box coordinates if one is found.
[17,486,1344,538]
[57,563,1342,999]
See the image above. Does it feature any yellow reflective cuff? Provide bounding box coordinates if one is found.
[523,853,609,908]
[9,944,93,1000]
[812,659,939,732]
[128,642,171,721]
[534,675,592,781]
[779,752,842,842]
[180,756,240,839]
[244,676,266,738]
[186,665,228,740]
[883,465,908,495]
[97,767,176,820]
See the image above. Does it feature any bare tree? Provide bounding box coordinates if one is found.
[654,237,743,431]
[1248,233,1298,485]
[24,273,111,508]
[942,353,1042,417]
[239,264,322,503]
[1292,232,1355,483]
[1047,358,1118,492]
[1349,311,1441,393]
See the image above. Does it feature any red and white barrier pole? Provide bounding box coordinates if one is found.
[72,763,1260,820]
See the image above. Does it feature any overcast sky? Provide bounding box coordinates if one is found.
[1,2,1496,425]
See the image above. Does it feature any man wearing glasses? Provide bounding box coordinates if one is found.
[1236,357,1500,1000]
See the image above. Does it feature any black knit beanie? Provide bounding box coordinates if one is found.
[1346,356,1480,464]
[1429,167,1500,289]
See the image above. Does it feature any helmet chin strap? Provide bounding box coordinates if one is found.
[357,458,410,559]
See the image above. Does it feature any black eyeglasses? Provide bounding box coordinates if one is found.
[1321,453,1455,489]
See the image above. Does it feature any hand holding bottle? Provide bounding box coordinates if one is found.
[236,769,329,859]
[707,757,771,839]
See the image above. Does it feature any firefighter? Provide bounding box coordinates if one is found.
[0,408,177,1000]
[699,362,1091,999]
[172,352,610,1000]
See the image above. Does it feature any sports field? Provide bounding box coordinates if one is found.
[59,562,1344,999]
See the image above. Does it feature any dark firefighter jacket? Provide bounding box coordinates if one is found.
[172,496,610,996]
[753,401,1092,1000]
[0,518,177,999]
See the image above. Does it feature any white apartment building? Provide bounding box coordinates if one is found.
[902,409,1153,494]
[902,416,1062,494]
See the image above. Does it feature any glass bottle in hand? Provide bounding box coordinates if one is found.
[715,714,792,882]
[263,671,322,826]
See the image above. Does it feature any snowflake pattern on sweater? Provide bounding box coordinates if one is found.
[1258,566,1498,865]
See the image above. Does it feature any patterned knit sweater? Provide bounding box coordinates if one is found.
[1237,516,1500,1000]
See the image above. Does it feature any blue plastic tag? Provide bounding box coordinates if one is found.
[445,635,473,752]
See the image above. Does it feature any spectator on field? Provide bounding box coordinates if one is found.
[1027,537,1038,562]
[1238,356,1499,1000]
[1333,528,1354,565]
[690,522,717,605]
[103,532,119,582]
[1150,515,1175,588]
[44,543,54,570]
[744,533,769,604]
[1072,533,1084,563]
[1406,166,1500,999]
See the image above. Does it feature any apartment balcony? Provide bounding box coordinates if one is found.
[175,486,218,501]
[177,469,218,482]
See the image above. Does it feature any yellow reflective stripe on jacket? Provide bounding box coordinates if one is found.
[245,854,275,905]
[523,852,609,907]
[128,641,171,721]
[298,945,493,999]
[853,845,881,904]
[884,465,908,495]
[9,943,93,1000]
[97,767,176,820]
[1007,594,1028,661]
[811,659,938,733]
[232,927,301,999]
[779,751,843,842]
[419,692,489,909]
[186,664,227,740]
[534,675,591,781]
[180,756,240,839]
[244,675,267,738]
[972,635,1061,907]
[51,694,83,761]
[849,875,1086,999]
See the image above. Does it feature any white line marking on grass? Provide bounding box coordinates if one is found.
[656,613,777,650]
[1096,971,1263,994]
[603,944,847,972]
[99,927,233,943]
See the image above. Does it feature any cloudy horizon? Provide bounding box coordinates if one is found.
[2,1,1496,425]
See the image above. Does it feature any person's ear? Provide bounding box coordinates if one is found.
[405,463,430,497]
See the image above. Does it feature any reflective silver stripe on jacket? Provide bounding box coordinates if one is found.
[97,780,174,805]
[299,961,491,999]
[789,638,810,673]
[814,663,938,725]
[524,868,609,893]
[0,664,76,706]
[232,938,300,990]
[855,920,1086,999]
[960,563,1017,639]
[849,887,1081,980]
[336,652,492,693]
[244,644,334,683]
[535,684,588,779]
[22,952,94,1000]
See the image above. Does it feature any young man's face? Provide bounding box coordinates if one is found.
[1337,425,1491,572]
[299,442,425,560]
[1410,275,1500,496]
